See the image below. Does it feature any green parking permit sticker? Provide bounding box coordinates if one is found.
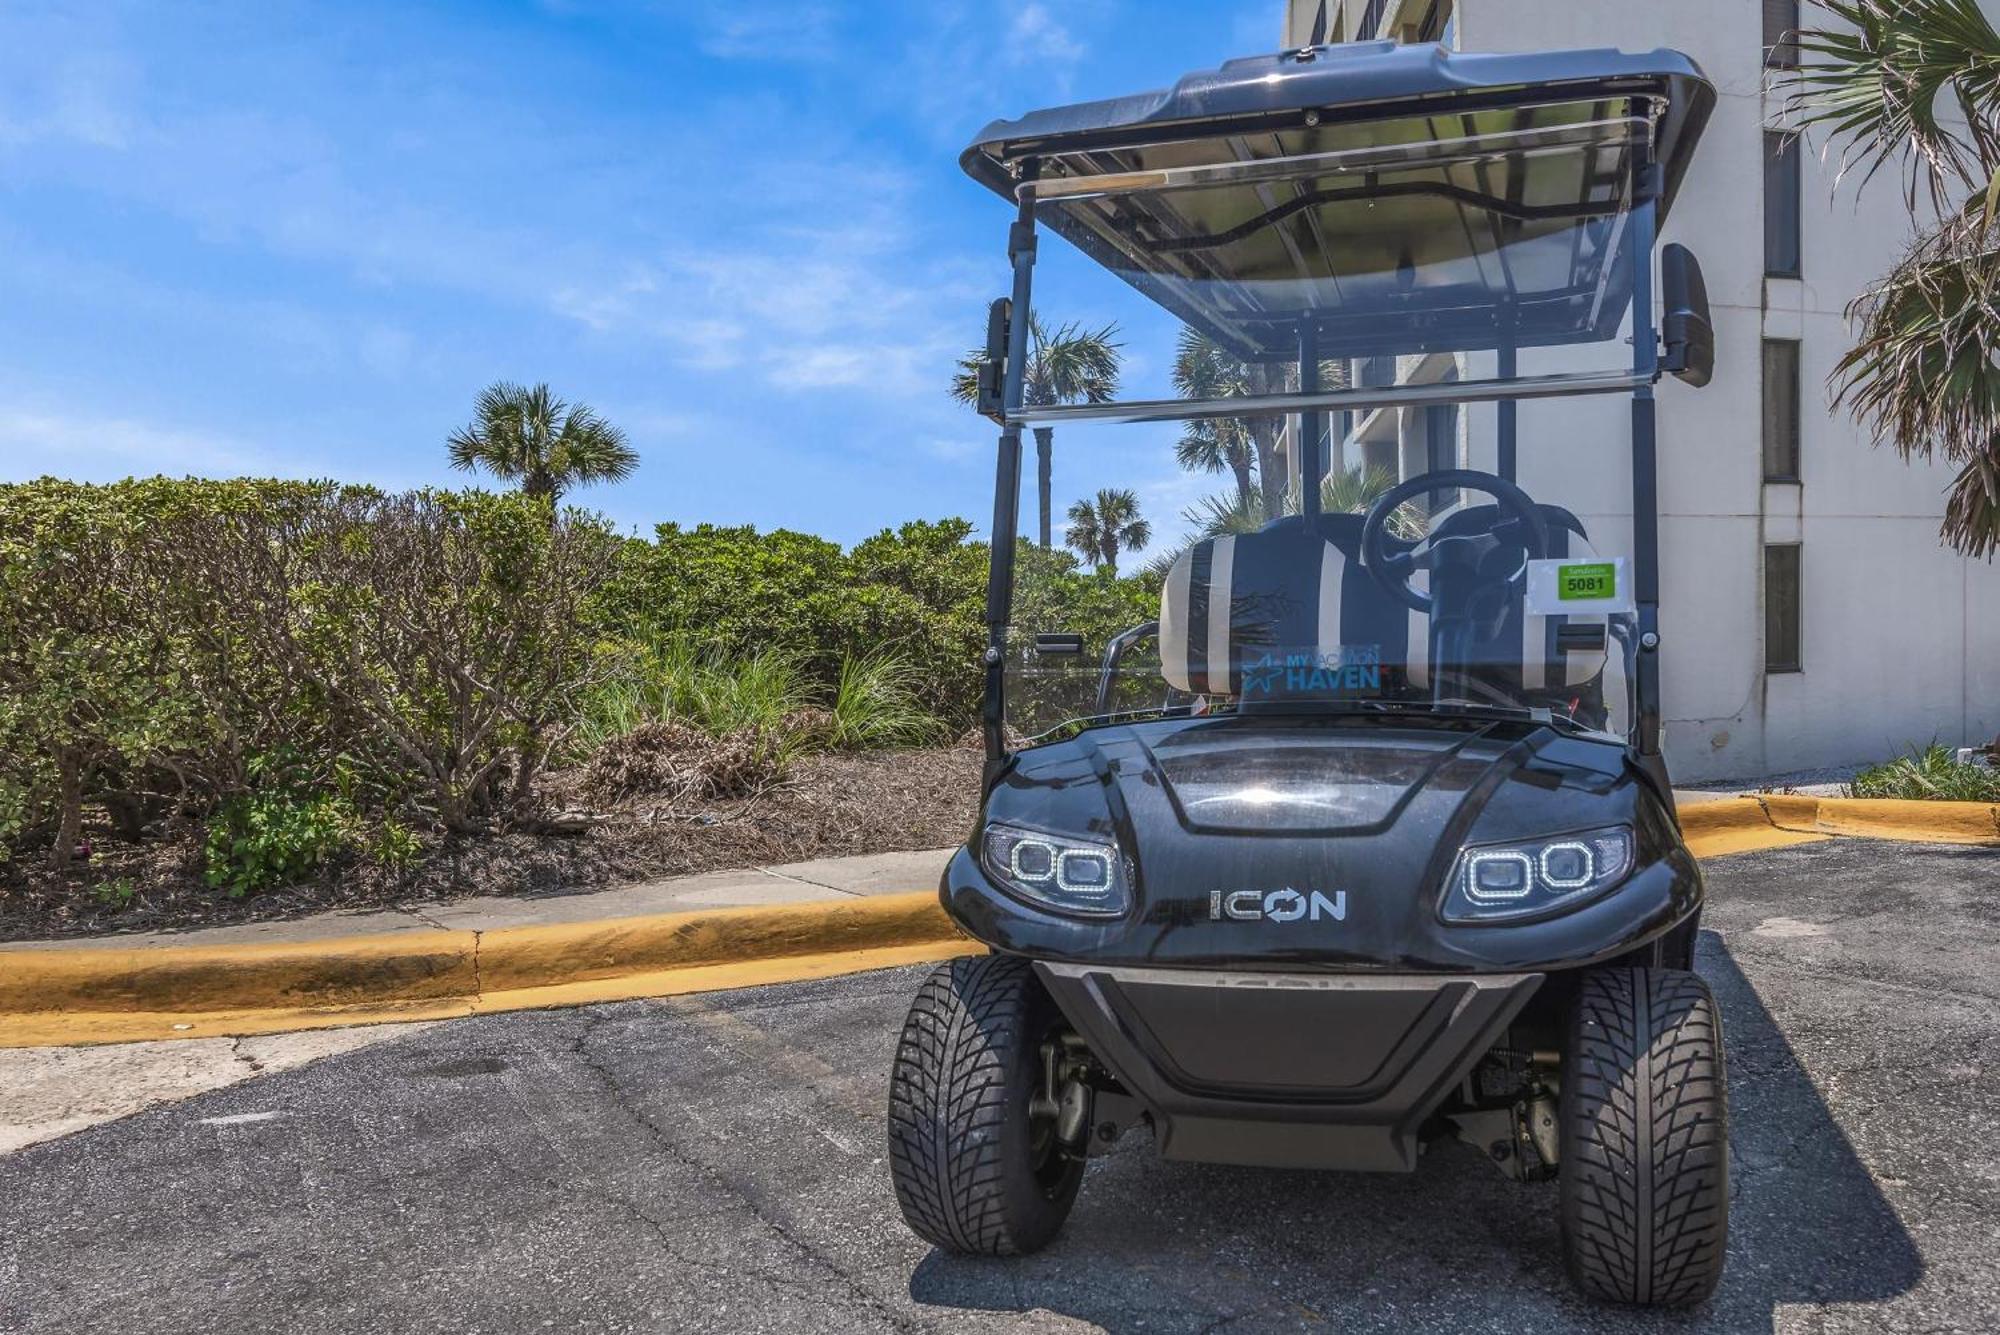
[1557,562,1617,601]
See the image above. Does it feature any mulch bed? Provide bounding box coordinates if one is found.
[0,747,982,943]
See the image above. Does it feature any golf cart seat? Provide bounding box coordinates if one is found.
[1158,521,1411,698]
[1158,508,1624,726]
[1411,504,1624,724]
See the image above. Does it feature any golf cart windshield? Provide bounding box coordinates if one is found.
[967,43,1712,757]
[1006,411,1641,743]
[1020,107,1642,366]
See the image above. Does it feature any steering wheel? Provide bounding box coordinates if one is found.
[1360,468,1551,614]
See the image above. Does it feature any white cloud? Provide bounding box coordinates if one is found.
[0,410,308,481]
[894,0,1095,139]
[695,3,839,60]
[1008,4,1084,65]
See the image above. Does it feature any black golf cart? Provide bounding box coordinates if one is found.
[887,40,1726,1307]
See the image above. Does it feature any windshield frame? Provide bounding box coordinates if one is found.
[973,94,1669,790]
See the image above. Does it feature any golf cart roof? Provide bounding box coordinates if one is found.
[962,42,1714,361]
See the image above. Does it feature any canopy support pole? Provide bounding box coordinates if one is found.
[1497,342,1518,482]
[984,161,1039,789]
[1629,138,1665,761]
[1298,321,1324,518]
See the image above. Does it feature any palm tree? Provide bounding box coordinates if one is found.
[1172,332,1258,506]
[1170,327,1351,518]
[1787,0,2000,557]
[952,315,1121,547]
[447,381,638,505]
[1064,488,1152,575]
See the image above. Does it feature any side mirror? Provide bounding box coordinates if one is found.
[1660,243,1713,389]
[975,298,1011,423]
[1034,632,1085,657]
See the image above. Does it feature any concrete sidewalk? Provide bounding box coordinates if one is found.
[1,847,957,953]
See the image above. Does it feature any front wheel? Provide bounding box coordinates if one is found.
[1559,967,1729,1307]
[886,955,1084,1255]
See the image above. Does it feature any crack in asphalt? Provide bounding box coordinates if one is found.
[752,866,866,897]
[561,1006,929,1335]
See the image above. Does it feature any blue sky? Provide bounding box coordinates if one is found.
[0,1,1282,547]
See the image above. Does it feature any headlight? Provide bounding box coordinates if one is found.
[1441,826,1634,923]
[981,822,1129,918]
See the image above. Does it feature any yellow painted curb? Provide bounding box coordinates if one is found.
[0,892,976,1049]
[1761,794,2000,845]
[1676,798,1830,859]
[1677,794,2000,857]
[0,929,479,1016]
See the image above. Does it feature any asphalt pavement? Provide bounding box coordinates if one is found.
[2,838,1996,1334]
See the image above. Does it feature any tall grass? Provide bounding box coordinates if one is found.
[573,636,941,762]
[830,653,944,751]
[1849,743,2000,801]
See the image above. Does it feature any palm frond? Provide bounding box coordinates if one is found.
[1025,316,1123,408]
[1173,418,1254,476]
[1834,201,2000,555]
[948,350,982,405]
[1787,0,2000,208]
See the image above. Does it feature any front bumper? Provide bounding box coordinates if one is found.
[1037,962,1542,1173]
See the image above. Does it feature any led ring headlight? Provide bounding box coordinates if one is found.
[1008,837,1057,883]
[1443,826,1635,923]
[982,822,1128,917]
[1537,840,1597,890]
[1464,849,1536,904]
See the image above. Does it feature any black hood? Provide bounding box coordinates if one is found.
[1136,720,1480,835]
[950,713,1691,972]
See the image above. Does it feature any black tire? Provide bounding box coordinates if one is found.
[1560,967,1729,1307]
[886,954,1084,1255]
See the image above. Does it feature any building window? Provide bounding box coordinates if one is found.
[1764,131,1802,277]
[1416,1,1453,42]
[1356,354,1396,388]
[1763,0,1799,68]
[1765,544,1803,673]
[1359,0,1389,40]
[1308,0,1328,44]
[1762,339,1801,481]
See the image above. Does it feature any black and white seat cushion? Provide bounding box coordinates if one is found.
[1158,523,1411,697]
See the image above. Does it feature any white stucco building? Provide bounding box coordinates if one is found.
[1279,0,2000,782]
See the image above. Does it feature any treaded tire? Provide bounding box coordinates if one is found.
[886,954,1084,1255]
[1560,967,1729,1307]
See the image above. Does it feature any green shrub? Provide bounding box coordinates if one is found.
[1849,743,2000,801]
[0,477,345,870]
[369,819,425,871]
[0,477,1163,872]
[203,791,356,897]
[91,877,138,910]
[0,478,621,868]
[598,519,986,727]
